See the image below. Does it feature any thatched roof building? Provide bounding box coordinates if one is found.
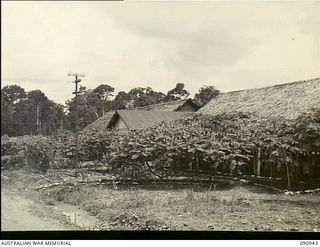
[80,111,115,133]
[199,78,320,120]
[137,98,200,112]
[108,110,191,130]
[82,99,199,133]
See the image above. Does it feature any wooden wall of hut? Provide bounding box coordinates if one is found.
[250,151,320,181]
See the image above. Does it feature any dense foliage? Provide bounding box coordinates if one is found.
[66,83,192,131]
[193,85,220,107]
[1,86,66,136]
[165,83,190,101]
[2,109,319,182]
[1,135,53,172]
[72,109,320,180]
[2,83,196,136]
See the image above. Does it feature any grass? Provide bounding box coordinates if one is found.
[2,170,320,231]
[42,184,320,231]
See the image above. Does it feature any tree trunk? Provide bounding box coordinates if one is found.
[286,162,291,191]
[296,152,300,180]
[270,162,274,187]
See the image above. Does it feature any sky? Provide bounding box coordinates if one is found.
[2,1,320,105]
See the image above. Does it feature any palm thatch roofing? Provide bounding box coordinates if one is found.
[199,78,320,120]
[81,99,199,133]
[137,98,200,112]
[108,110,192,130]
[80,111,115,133]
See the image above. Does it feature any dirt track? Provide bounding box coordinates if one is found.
[1,188,78,231]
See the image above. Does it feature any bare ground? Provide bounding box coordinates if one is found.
[1,170,320,232]
[1,188,77,231]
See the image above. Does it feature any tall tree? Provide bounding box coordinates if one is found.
[113,87,166,110]
[128,87,166,107]
[166,83,190,101]
[1,85,27,136]
[113,91,131,110]
[66,89,95,131]
[193,85,220,107]
[15,90,64,135]
[1,85,27,104]
[92,84,115,115]
[66,84,116,130]
[1,87,66,136]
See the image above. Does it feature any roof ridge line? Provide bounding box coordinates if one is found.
[220,77,320,95]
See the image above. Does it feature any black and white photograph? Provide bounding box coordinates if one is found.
[1,0,320,239]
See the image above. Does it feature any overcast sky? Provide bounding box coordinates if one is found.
[2,1,320,104]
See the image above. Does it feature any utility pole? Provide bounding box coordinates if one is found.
[68,72,85,178]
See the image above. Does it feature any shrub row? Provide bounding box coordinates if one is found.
[2,109,319,178]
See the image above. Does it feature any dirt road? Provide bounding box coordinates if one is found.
[1,188,77,231]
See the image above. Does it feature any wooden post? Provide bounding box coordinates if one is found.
[209,161,213,181]
[187,153,192,171]
[296,151,300,180]
[298,143,303,182]
[269,160,273,186]
[195,152,199,174]
[286,162,291,191]
[311,153,315,177]
[253,154,256,176]
[256,147,261,176]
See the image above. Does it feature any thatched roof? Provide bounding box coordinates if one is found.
[199,78,320,120]
[137,98,200,112]
[81,111,115,133]
[108,110,192,130]
[81,99,199,133]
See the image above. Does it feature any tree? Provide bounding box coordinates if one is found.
[66,89,97,131]
[20,90,51,135]
[1,85,27,104]
[1,87,66,136]
[113,91,131,110]
[166,83,190,101]
[14,90,64,136]
[193,85,220,107]
[66,84,115,131]
[127,87,166,107]
[1,85,27,136]
[92,84,115,115]
[113,87,166,110]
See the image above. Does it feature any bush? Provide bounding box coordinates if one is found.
[1,155,25,170]
[1,135,53,172]
[49,109,320,181]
